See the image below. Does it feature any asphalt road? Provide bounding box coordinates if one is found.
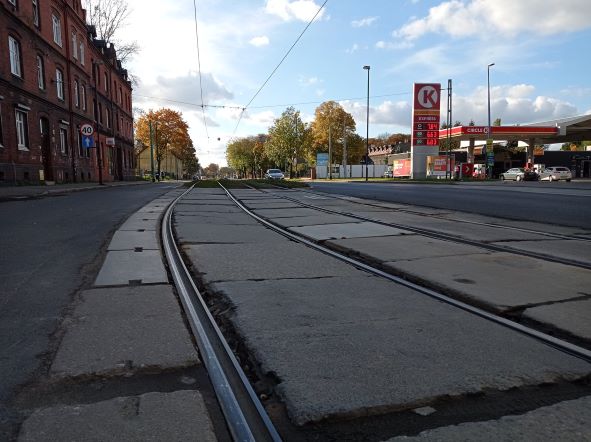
[309,181,591,228]
[0,184,175,439]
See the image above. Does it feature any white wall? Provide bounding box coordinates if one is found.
[315,165,388,179]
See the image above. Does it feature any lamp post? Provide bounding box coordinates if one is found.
[363,65,370,182]
[486,62,494,179]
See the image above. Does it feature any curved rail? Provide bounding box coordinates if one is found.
[221,183,591,364]
[161,186,282,442]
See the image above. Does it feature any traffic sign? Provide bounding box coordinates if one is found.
[82,134,95,148]
[80,124,94,136]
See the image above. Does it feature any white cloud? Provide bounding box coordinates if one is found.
[395,0,591,41]
[375,40,413,50]
[249,36,270,47]
[341,100,413,127]
[351,16,378,28]
[265,0,326,22]
[345,43,359,53]
[299,76,320,86]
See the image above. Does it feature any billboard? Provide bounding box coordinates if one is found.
[316,152,329,166]
[393,159,411,177]
[411,83,441,179]
[426,155,454,177]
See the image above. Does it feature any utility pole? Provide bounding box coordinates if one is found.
[149,121,155,182]
[328,124,332,180]
[343,117,347,178]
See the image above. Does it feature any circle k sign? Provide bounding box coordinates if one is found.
[414,84,441,110]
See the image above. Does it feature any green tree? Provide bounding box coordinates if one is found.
[265,107,306,177]
[226,135,270,178]
[310,101,356,165]
[493,118,502,126]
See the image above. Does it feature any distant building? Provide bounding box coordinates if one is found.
[368,141,411,165]
[136,145,184,180]
[0,0,135,184]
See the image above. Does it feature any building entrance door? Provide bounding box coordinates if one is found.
[581,160,590,178]
[40,117,53,181]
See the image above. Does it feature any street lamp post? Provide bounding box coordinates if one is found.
[363,65,370,182]
[486,62,495,179]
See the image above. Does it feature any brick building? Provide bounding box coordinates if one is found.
[0,0,135,184]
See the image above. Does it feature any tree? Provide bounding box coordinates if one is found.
[203,163,219,178]
[83,0,139,64]
[219,167,236,178]
[265,107,307,177]
[135,108,193,179]
[562,141,591,151]
[310,101,356,165]
[493,118,502,126]
[226,135,270,178]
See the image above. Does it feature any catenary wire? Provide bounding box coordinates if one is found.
[193,0,210,142]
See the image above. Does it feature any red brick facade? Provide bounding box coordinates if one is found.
[0,0,135,183]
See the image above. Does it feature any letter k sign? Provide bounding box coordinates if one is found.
[418,85,438,109]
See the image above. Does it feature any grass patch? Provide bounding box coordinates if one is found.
[244,179,310,189]
[185,179,249,189]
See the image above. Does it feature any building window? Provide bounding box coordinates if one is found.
[118,87,122,104]
[59,127,67,154]
[98,103,103,124]
[74,80,79,107]
[15,109,29,150]
[0,104,4,147]
[105,107,110,128]
[8,0,17,6]
[52,14,62,47]
[81,84,87,111]
[79,42,85,65]
[36,55,45,89]
[9,36,22,77]
[32,0,40,27]
[71,32,77,59]
[56,68,64,100]
[78,131,84,157]
[103,72,108,92]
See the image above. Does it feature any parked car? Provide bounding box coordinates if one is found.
[500,168,539,181]
[384,167,393,178]
[264,169,285,180]
[539,166,572,182]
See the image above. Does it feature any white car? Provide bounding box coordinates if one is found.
[539,166,572,182]
[264,169,285,180]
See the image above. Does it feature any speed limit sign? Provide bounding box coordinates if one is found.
[80,124,94,136]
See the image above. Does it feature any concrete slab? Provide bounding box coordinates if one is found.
[189,188,225,195]
[174,222,285,244]
[211,277,591,425]
[173,211,259,225]
[95,250,168,286]
[182,242,361,283]
[492,239,591,264]
[524,298,591,340]
[176,200,235,206]
[174,205,242,214]
[18,390,216,442]
[387,396,591,441]
[273,214,360,227]
[386,252,591,312]
[119,214,159,231]
[355,211,549,243]
[108,230,159,251]
[243,201,302,209]
[289,222,410,241]
[328,235,488,262]
[51,285,199,378]
[252,207,324,218]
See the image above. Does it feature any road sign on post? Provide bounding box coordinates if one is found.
[82,135,95,148]
[80,124,94,136]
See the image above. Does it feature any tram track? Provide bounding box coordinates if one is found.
[250,184,591,270]
[219,183,591,363]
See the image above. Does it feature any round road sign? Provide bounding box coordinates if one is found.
[80,124,94,136]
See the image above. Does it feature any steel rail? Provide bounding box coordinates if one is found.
[256,186,591,270]
[161,186,282,442]
[221,183,591,364]
[276,184,591,243]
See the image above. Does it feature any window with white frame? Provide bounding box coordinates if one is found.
[118,87,122,104]
[79,42,85,65]
[36,55,45,89]
[71,32,77,59]
[56,68,64,100]
[9,36,22,77]
[74,80,79,107]
[15,109,29,149]
[52,14,62,46]
[81,84,87,110]
[103,72,108,92]
[0,104,4,147]
[105,107,110,128]
[59,127,67,154]
[32,0,40,27]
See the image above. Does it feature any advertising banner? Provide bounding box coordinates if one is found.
[393,159,411,177]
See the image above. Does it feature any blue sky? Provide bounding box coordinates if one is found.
[120,0,591,166]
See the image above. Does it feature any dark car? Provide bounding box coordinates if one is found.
[500,168,538,181]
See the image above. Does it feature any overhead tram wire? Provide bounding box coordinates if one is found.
[193,0,209,142]
[232,0,329,136]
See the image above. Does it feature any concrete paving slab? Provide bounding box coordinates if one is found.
[18,390,216,442]
[189,188,226,195]
[176,200,235,206]
[51,285,199,378]
[211,277,591,425]
[108,230,159,251]
[492,239,591,264]
[386,252,591,311]
[174,205,242,214]
[387,396,591,441]
[328,235,489,262]
[354,211,549,243]
[183,242,361,283]
[252,207,324,218]
[173,211,259,225]
[243,201,302,209]
[174,222,285,243]
[119,214,159,231]
[272,214,360,227]
[95,250,168,286]
[523,298,591,340]
[289,221,410,241]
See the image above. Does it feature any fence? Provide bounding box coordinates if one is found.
[315,164,388,179]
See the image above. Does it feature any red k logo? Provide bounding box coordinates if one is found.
[417,85,439,109]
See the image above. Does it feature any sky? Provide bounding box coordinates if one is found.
[117,0,591,167]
